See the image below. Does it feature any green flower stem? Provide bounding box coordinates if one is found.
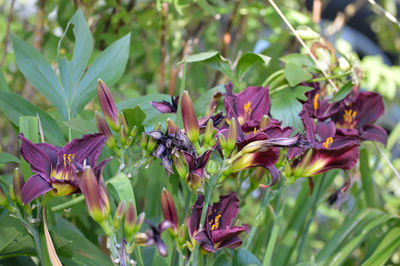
[262,195,284,266]
[307,71,352,83]
[262,69,284,87]
[51,195,84,212]
[191,167,223,265]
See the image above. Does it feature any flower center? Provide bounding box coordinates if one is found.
[343,109,357,124]
[63,153,75,167]
[322,137,333,149]
[313,93,319,111]
[208,211,222,230]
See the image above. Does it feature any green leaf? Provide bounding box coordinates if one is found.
[284,62,313,87]
[63,118,97,135]
[233,248,261,266]
[360,149,376,208]
[281,54,314,67]
[19,116,38,180]
[0,91,64,145]
[71,33,131,117]
[11,35,68,119]
[194,84,225,116]
[0,70,10,92]
[329,81,352,103]
[123,106,146,134]
[58,9,93,105]
[184,51,236,87]
[387,122,400,151]
[270,86,313,132]
[236,52,271,81]
[0,213,35,256]
[0,152,20,164]
[362,227,400,266]
[107,173,135,203]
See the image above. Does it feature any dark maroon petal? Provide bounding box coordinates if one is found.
[260,166,280,188]
[21,174,52,204]
[182,151,195,169]
[325,136,360,151]
[299,108,316,145]
[236,86,270,121]
[211,192,239,228]
[360,125,387,144]
[313,146,360,175]
[18,134,53,176]
[194,230,216,253]
[288,147,304,160]
[216,236,242,250]
[93,157,112,177]
[210,226,247,244]
[354,92,385,127]
[158,220,174,232]
[154,236,168,257]
[316,121,335,140]
[181,91,199,140]
[188,194,204,238]
[151,101,174,113]
[249,148,280,168]
[198,149,213,168]
[61,133,106,167]
[161,189,179,229]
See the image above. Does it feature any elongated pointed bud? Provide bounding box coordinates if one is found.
[120,114,130,135]
[172,152,188,179]
[120,125,128,145]
[79,167,110,223]
[95,111,116,148]
[166,118,179,134]
[134,232,150,245]
[219,133,227,152]
[13,168,24,205]
[206,160,219,175]
[147,123,161,153]
[135,212,145,231]
[113,200,126,229]
[0,186,9,209]
[140,134,148,151]
[181,91,199,143]
[161,188,178,231]
[204,119,214,148]
[124,201,137,237]
[97,80,120,131]
[226,118,237,153]
[130,126,137,138]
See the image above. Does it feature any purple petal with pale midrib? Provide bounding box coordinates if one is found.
[211,192,239,229]
[354,92,385,128]
[316,121,335,140]
[360,125,387,144]
[21,174,52,204]
[210,226,248,244]
[188,194,204,238]
[194,230,216,253]
[18,134,52,176]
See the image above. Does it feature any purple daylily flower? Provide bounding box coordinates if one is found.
[151,95,179,114]
[289,107,360,178]
[332,91,387,144]
[182,149,213,190]
[142,220,174,257]
[188,192,249,253]
[19,133,108,204]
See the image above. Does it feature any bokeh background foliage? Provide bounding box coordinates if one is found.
[0,0,400,265]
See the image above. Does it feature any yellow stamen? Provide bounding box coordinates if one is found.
[244,101,251,114]
[343,109,357,123]
[322,137,333,149]
[211,214,222,230]
[253,127,259,135]
[313,93,319,111]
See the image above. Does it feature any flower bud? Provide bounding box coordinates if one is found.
[206,160,219,175]
[13,168,24,205]
[113,200,126,230]
[9,186,16,202]
[124,201,137,237]
[130,126,137,139]
[218,133,227,152]
[226,118,237,153]
[161,188,178,231]
[181,91,199,143]
[166,118,179,135]
[97,79,120,131]
[0,186,9,209]
[120,125,128,146]
[134,232,150,246]
[120,114,130,135]
[95,111,116,148]
[79,166,110,223]
[140,134,148,151]
[172,152,188,179]
[135,212,145,231]
[204,119,214,148]
[260,115,269,130]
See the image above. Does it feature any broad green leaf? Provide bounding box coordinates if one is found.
[144,113,176,131]
[0,91,64,145]
[63,118,97,135]
[11,36,68,119]
[214,254,231,266]
[280,54,314,68]
[0,152,20,164]
[123,106,146,134]
[107,173,135,203]
[0,70,10,92]
[362,227,400,266]
[194,84,225,116]
[270,86,313,132]
[0,213,35,256]
[58,9,93,105]
[71,33,131,117]
[236,52,271,81]
[329,81,352,103]
[233,248,261,266]
[284,62,313,87]
[185,51,236,86]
